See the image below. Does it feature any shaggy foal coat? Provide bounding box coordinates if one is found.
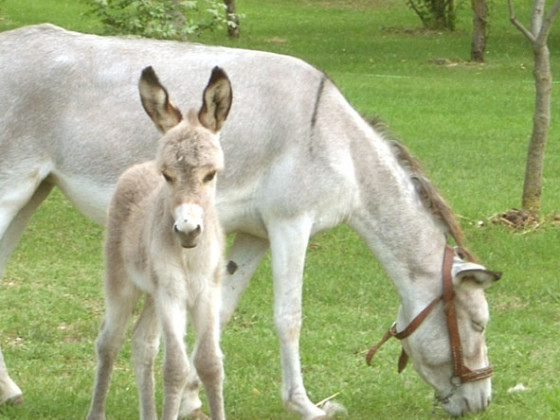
[87,66,232,420]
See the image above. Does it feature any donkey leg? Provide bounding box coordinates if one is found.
[131,296,160,420]
[0,181,54,405]
[268,219,328,420]
[220,233,269,328]
[157,292,190,420]
[0,181,54,278]
[190,281,225,420]
[87,281,140,420]
[0,348,22,406]
[0,164,50,240]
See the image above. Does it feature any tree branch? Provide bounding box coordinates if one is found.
[536,0,560,47]
[407,0,428,28]
[508,0,537,43]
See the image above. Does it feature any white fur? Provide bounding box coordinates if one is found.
[0,25,501,418]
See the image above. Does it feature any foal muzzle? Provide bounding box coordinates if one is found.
[173,224,202,248]
[173,203,203,248]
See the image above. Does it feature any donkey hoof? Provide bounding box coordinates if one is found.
[316,401,348,419]
[11,395,24,405]
[184,408,210,420]
[4,394,24,406]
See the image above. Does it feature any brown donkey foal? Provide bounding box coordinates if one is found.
[87,66,232,420]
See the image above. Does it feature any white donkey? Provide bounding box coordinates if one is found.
[86,66,231,420]
[0,24,501,418]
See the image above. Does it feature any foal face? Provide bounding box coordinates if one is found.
[157,111,224,248]
[138,66,231,249]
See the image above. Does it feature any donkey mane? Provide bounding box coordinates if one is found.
[368,117,475,262]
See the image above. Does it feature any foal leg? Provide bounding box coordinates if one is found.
[190,279,224,420]
[0,181,53,405]
[179,234,266,418]
[157,290,190,420]
[131,296,160,420]
[87,279,140,420]
[178,375,206,420]
[268,219,329,420]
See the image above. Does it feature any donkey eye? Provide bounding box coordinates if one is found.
[472,321,486,332]
[203,171,217,183]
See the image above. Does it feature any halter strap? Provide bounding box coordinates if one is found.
[365,295,442,366]
[442,246,493,383]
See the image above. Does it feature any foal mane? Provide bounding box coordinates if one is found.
[369,117,475,262]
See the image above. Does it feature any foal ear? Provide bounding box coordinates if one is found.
[198,67,232,133]
[139,66,183,133]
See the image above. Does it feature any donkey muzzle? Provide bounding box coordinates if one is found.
[173,203,204,248]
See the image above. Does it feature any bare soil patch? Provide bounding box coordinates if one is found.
[490,209,560,231]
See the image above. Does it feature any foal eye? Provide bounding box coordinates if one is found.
[162,171,174,183]
[203,171,217,183]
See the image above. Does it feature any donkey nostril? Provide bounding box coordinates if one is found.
[192,225,202,236]
[174,224,180,234]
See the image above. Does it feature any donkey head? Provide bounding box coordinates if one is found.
[139,66,232,248]
[399,253,501,416]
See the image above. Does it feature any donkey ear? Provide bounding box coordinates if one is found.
[139,66,183,133]
[452,261,502,291]
[198,67,232,133]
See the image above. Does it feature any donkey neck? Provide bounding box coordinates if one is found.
[347,124,448,310]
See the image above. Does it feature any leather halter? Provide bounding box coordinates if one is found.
[366,246,493,385]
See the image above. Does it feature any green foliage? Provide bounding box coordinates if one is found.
[407,0,456,30]
[87,0,228,39]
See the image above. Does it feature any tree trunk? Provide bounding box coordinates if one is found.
[408,0,455,30]
[432,0,447,29]
[508,0,560,217]
[171,0,187,27]
[224,0,240,39]
[470,0,487,62]
[531,0,545,33]
[522,44,552,215]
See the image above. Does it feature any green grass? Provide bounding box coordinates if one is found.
[1,0,560,419]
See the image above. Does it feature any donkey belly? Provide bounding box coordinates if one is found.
[216,190,268,238]
[53,173,115,226]
[216,159,356,240]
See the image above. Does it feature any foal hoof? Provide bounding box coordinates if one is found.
[184,408,210,420]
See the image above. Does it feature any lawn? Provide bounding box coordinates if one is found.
[0,0,559,419]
